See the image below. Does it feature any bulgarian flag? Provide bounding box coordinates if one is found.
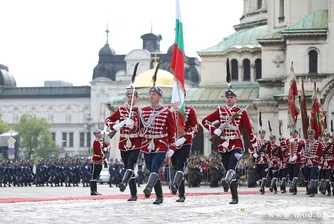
[287,62,300,128]
[310,83,324,139]
[171,0,186,137]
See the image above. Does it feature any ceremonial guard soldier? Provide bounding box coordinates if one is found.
[132,65,176,204]
[285,128,305,195]
[302,129,323,197]
[319,121,334,196]
[277,122,289,193]
[90,129,109,196]
[170,92,199,202]
[249,113,271,195]
[202,59,257,204]
[268,132,283,194]
[105,87,141,201]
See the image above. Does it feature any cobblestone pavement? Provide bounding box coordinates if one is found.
[0,185,333,224]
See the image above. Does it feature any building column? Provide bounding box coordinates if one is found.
[251,63,255,82]
[239,65,243,82]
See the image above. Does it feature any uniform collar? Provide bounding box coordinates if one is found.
[150,104,161,110]
[225,104,236,110]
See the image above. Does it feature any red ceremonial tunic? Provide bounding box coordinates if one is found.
[105,105,141,151]
[302,139,323,167]
[176,106,199,149]
[137,105,176,153]
[91,139,108,165]
[202,105,257,153]
[269,142,283,168]
[320,141,334,169]
[285,138,305,164]
[249,139,271,165]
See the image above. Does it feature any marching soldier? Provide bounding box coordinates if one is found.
[319,127,333,196]
[302,129,323,197]
[132,73,176,205]
[250,123,271,195]
[170,96,199,202]
[105,88,142,201]
[202,62,257,204]
[285,128,305,195]
[268,134,283,194]
[90,128,108,196]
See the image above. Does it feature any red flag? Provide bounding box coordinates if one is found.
[300,80,308,138]
[310,83,324,139]
[287,62,300,128]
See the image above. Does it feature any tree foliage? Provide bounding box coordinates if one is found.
[0,114,9,134]
[14,114,58,159]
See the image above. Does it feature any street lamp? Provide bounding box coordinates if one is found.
[84,113,93,155]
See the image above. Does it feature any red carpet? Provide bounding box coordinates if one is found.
[0,190,305,204]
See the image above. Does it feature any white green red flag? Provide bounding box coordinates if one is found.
[171,0,186,137]
[287,62,300,129]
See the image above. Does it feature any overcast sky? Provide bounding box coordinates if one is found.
[0,0,243,87]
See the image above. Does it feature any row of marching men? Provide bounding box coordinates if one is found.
[89,62,200,204]
[250,127,334,197]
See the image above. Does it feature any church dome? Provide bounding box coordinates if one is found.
[0,64,16,87]
[134,63,174,88]
[99,44,116,56]
[198,25,267,54]
[167,44,174,55]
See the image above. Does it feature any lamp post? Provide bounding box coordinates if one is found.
[84,113,93,156]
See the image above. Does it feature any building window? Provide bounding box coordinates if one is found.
[62,132,67,147]
[255,59,262,80]
[51,132,56,141]
[309,50,318,74]
[69,132,74,147]
[80,132,85,147]
[243,59,251,81]
[258,0,262,9]
[86,132,91,147]
[231,59,239,81]
[279,0,285,22]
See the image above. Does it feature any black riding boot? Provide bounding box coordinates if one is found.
[171,171,184,195]
[221,169,236,192]
[119,169,133,192]
[153,180,163,205]
[229,180,238,204]
[176,179,186,202]
[143,172,159,198]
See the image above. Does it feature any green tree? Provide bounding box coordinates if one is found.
[14,114,58,159]
[0,114,9,134]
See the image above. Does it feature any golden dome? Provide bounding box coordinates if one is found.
[134,63,174,88]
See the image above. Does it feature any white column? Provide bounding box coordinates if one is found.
[251,63,255,82]
[238,65,243,82]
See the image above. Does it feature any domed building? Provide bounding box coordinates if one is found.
[197,0,334,153]
[0,64,16,87]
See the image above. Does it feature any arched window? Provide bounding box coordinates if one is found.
[258,0,262,9]
[255,59,262,80]
[243,59,251,81]
[231,59,239,81]
[309,50,318,74]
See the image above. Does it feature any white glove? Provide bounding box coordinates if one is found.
[252,142,258,148]
[253,153,259,159]
[175,137,186,147]
[125,118,134,128]
[213,128,222,136]
[290,155,297,162]
[166,149,174,158]
[113,120,126,131]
